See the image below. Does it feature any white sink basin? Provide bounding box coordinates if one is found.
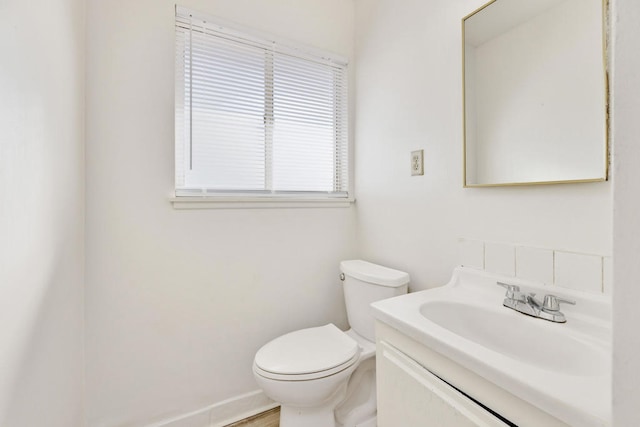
[371,267,611,427]
[419,300,608,376]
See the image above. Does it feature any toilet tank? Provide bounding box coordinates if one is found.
[340,260,410,342]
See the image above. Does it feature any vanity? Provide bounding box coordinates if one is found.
[371,267,611,427]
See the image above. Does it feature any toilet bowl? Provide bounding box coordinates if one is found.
[253,260,410,427]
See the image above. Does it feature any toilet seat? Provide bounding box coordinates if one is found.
[254,324,360,381]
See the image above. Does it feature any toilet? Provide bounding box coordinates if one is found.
[253,260,410,427]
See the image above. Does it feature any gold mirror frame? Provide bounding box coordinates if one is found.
[462,0,610,188]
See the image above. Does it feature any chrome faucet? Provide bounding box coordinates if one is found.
[497,282,575,323]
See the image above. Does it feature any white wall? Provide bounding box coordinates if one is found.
[354,0,612,291]
[84,1,356,425]
[611,0,640,423]
[0,0,85,426]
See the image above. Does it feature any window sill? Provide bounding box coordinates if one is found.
[169,196,355,210]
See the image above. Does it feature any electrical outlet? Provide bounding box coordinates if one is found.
[411,150,424,176]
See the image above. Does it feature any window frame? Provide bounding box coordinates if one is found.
[173,7,353,208]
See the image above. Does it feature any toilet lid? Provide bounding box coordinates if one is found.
[254,324,360,376]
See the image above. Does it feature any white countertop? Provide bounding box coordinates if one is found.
[371,267,611,427]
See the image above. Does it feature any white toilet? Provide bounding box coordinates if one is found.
[253,260,410,427]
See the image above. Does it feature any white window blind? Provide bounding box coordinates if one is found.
[175,7,349,198]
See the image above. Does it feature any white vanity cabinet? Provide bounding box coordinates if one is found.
[378,340,509,427]
[375,321,571,427]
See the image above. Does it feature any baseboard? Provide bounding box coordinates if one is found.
[150,390,277,427]
[210,391,278,427]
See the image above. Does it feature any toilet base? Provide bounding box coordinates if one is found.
[335,358,377,427]
[277,358,379,427]
[354,415,376,427]
[280,404,338,427]
[279,382,347,427]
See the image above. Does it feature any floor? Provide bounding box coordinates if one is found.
[225,407,280,427]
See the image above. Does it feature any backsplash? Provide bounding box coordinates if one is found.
[458,239,612,295]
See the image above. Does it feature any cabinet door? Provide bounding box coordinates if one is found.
[377,341,510,427]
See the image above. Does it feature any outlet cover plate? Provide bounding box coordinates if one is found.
[411,150,424,176]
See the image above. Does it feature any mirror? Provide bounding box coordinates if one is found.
[463,0,608,187]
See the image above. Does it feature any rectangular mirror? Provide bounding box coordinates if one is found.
[463,0,608,187]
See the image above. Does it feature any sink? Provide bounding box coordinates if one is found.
[419,300,608,376]
[370,266,612,427]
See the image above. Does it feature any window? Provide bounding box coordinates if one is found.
[175,7,349,200]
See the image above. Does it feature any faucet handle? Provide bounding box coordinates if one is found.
[542,295,576,312]
[526,292,542,308]
[497,282,520,298]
